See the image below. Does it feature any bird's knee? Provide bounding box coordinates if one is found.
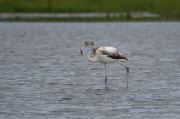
[105,77,107,82]
[126,67,129,72]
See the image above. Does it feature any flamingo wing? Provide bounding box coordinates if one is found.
[98,46,128,61]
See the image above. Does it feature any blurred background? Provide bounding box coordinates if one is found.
[0,0,180,21]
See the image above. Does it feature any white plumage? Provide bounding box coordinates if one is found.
[80,40,129,88]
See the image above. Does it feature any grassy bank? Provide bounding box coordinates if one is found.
[1,16,179,22]
[0,0,180,19]
[0,0,180,22]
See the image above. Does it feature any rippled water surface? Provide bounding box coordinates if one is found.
[0,22,180,119]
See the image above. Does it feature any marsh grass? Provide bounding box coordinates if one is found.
[1,16,179,22]
[0,0,180,20]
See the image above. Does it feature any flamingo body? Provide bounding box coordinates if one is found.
[95,46,128,63]
[80,40,129,88]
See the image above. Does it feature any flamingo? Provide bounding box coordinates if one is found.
[80,40,129,88]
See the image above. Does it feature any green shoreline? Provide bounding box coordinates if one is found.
[1,0,180,21]
[1,16,179,22]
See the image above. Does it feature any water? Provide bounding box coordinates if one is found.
[0,22,180,119]
[0,12,159,19]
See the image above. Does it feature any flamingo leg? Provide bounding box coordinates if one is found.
[116,61,129,88]
[104,63,107,88]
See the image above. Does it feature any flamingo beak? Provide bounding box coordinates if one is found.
[80,44,85,55]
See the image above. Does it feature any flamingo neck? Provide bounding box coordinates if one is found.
[87,49,98,63]
[92,44,95,49]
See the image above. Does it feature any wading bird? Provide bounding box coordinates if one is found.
[80,40,129,88]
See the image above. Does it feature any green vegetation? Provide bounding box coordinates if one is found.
[0,0,180,21]
[1,16,179,22]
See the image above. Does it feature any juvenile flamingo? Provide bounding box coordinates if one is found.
[80,40,129,88]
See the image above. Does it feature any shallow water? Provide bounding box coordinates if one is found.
[0,22,180,119]
[0,12,159,19]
